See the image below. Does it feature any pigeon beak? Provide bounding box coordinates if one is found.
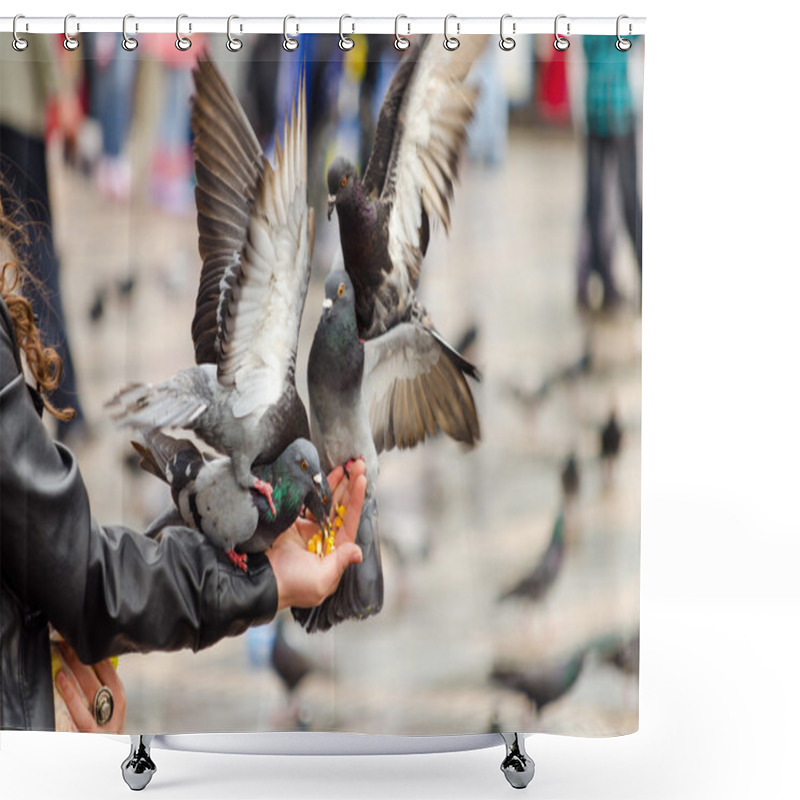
[327,195,336,221]
[321,297,333,318]
[313,472,322,486]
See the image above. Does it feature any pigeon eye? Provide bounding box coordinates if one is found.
[300,459,308,471]
[340,175,348,188]
[337,282,346,297]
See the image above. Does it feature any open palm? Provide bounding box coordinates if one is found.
[269,460,367,611]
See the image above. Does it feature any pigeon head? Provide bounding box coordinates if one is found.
[326,156,358,220]
[321,270,356,320]
[277,438,331,519]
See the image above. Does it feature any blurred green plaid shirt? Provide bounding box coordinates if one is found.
[583,35,637,138]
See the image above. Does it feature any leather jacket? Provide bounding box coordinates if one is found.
[0,298,278,730]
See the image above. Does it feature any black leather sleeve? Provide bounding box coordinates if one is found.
[0,314,279,664]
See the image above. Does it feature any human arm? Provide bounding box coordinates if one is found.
[0,316,278,664]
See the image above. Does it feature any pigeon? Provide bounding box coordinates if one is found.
[600,409,622,460]
[600,409,623,487]
[88,287,105,324]
[561,452,580,499]
[293,270,383,632]
[107,57,314,513]
[599,630,639,677]
[132,431,330,572]
[491,649,587,719]
[270,613,322,729]
[325,34,486,452]
[499,513,565,603]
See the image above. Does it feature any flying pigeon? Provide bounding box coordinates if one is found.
[107,57,313,512]
[132,431,330,573]
[499,513,565,603]
[293,271,384,632]
[491,649,587,719]
[325,34,487,453]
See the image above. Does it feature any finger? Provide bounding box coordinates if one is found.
[331,460,364,511]
[93,658,121,692]
[340,474,367,543]
[326,465,345,491]
[55,670,96,732]
[319,542,363,599]
[59,641,101,704]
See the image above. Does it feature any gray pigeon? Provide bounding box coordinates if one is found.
[491,649,587,718]
[133,432,330,572]
[107,57,313,514]
[499,513,565,603]
[325,34,486,453]
[293,271,383,632]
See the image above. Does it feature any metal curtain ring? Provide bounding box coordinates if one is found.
[93,686,115,727]
[227,15,243,52]
[443,14,460,51]
[63,13,79,51]
[283,15,299,52]
[176,14,192,51]
[339,15,355,51]
[12,15,28,51]
[616,15,632,51]
[394,15,410,51]
[554,14,570,51]
[121,14,138,51]
[499,14,516,51]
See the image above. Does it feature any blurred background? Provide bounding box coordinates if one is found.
[0,32,643,737]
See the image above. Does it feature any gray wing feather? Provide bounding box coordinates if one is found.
[363,321,480,453]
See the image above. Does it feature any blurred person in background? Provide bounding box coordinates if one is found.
[84,33,139,203]
[0,32,87,442]
[577,35,643,311]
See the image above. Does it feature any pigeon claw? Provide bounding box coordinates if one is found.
[254,478,277,516]
[343,456,363,479]
[227,550,248,573]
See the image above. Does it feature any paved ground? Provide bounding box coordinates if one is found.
[49,119,641,737]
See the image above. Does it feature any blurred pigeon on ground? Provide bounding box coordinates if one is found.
[132,431,330,572]
[499,513,565,603]
[270,614,324,729]
[116,273,136,300]
[88,287,105,324]
[599,630,639,677]
[325,34,486,452]
[600,409,623,487]
[560,452,580,500]
[107,57,313,512]
[294,271,383,632]
[491,649,587,721]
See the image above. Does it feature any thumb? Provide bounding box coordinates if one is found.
[335,542,363,571]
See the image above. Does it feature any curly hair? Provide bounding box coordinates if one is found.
[1,191,75,422]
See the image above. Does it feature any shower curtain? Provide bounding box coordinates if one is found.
[0,28,643,739]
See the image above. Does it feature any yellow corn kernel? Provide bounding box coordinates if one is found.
[334,516,343,530]
[336,505,346,520]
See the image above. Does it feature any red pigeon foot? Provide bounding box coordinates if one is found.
[253,478,277,516]
[227,550,248,572]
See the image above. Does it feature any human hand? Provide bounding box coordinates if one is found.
[54,641,127,733]
[269,460,367,611]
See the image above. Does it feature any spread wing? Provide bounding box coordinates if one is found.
[215,79,313,419]
[363,321,480,453]
[362,34,487,290]
[190,56,265,366]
